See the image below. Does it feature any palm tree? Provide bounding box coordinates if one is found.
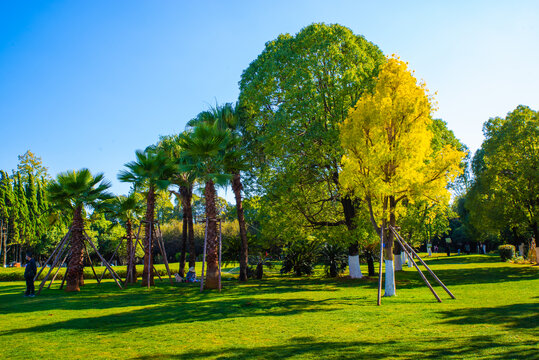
[157,135,197,277]
[47,169,112,292]
[118,148,174,287]
[103,192,143,283]
[178,121,232,289]
[189,103,250,281]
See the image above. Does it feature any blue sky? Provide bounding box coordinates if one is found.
[1,1,538,198]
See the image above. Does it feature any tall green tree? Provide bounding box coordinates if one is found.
[340,57,464,295]
[157,134,197,277]
[103,193,144,283]
[188,103,251,281]
[466,105,539,243]
[178,121,232,289]
[17,150,49,181]
[47,169,112,292]
[14,172,30,260]
[118,148,175,286]
[239,23,385,277]
[26,173,40,244]
[0,171,14,266]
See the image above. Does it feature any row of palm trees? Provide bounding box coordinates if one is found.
[47,103,249,291]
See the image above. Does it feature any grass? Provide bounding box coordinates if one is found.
[0,254,537,359]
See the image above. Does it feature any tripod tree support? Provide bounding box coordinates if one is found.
[34,228,71,282]
[37,234,71,295]
[98,238,124,283]
[84,232,123,289]
[391,229,442,303]
[391,227,456,299]
[156,222,173,285]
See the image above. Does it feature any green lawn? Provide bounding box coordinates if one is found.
[0,254,537,359]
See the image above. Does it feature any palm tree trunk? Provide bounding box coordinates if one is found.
[142,186,155,287]
[179,190,188,277]
[126,219,136,283]
[204,180,219,289]
[187,187,195,269]
[66,206,85,292]
[232,173,249,282]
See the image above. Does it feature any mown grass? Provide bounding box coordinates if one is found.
[0,254,537,359]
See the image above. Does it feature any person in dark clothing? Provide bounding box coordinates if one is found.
[24,251,37,297]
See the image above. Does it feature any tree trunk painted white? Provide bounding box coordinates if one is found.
[384,259,396,296]
[482,244,487,254]
[407,253,413,267]
[401,252,406,266]
[519,243,525,257]
[427,244,432,257]
[348,255,363,279]
[394,253,402,271]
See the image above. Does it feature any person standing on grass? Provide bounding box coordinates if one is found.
[24,251,37,297]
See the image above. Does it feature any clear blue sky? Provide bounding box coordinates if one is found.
[1,1,538,197]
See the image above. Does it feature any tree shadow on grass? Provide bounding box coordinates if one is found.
[132,335,537,359]
[438,302,539,331]
[0,296,339,336]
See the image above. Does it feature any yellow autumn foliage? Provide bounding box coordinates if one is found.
[340,57,465,223]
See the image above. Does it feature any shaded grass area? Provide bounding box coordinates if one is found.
[0,255,537,359]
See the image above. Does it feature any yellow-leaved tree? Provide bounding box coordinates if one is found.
[340,57,464,296]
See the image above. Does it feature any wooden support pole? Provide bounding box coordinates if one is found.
[59,259,70,290]
[47,247,69,289]
[84,232,123,289]
[147,222,152,289]
[126,223,143,284]
[218,219,222,292]
[390,227,442,303]
[392,227,456,299]
[84,242,100,284]
[98,238,124,283]
[34,229,71,282]
[200,218,208,292]
[377,226,384,306]
[156,222,173,285]
[37,237,71,295]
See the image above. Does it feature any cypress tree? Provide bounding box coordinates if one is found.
[26,172,39,242]
[3,172,18,263]
[14,173,29,256]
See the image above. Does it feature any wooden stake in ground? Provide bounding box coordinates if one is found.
[391,227,456,299]
[84,232,123,289]
[390,229,442,303]
[377,226,384,306]
[200,218,208,292]
[34,228,71,282]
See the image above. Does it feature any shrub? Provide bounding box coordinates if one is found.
[498,244,516,262]
[280,240,319,276]
[319,243,347,277]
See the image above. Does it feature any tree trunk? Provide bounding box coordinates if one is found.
[179,186,188,277]
[186,187,196,269]
[384,196,396,297]
[366,251,375,276]
[142,186,155,287]
[232,173,249,282]
[126,219,137,283]
[66,206,85,292]
[204,180,219,289]
[394,241,403,271]
[348,243,363,278]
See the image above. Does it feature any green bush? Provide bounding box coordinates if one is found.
[280,240,319,276]
[498,244,516,262]
[319,243,348,277]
